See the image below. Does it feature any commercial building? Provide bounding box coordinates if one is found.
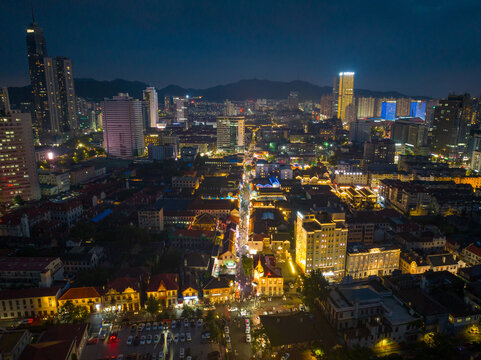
[216,116,245,153]
[103,277,141,312]
[0,112,41,203]
[381,101,397,120]
[356,97,375,118]
[334,72,355,126]
[0,287,60,319]
[143,87,158,128]
[410,100,426,120]
[203,276,235,304]
[345,243,400,280]
[173,97,187,124]
[137,207,164,232]
[102,94,145,159]
[431,94,472,158]
[363,139,395,164]
[146,274,179,308]
[391,118,428,149]
[295,210,348,280]
[396,98,411,117]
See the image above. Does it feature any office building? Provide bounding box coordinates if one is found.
[55,57,78,134]
[349,119,372,143]
[173,97,187,124]
[0,87,11,115]
[391,118,428,148]
[295,210,348,280]
[363,139,395,164]
[102,94,144,159]
[381,101,397,120]
[288,91,299,110]
[26,21,60,140]
[356,97,375,118]
[410,100,426,120]
[216,116,245,153]
[224,100,235,116]
[334,72,355,126]
[0,112,41,203]
[143,87,158,128]
[320,94,333,118]
[396,98,411,117]
[431,94,472,158]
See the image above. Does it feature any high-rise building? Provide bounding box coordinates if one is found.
[409,100,427,120]
[143,87,158,128]
[0,88,11,115]
[55,57,77,134]
[224,100,235,116]
[102,94,145,159]
[320,94,333,118]
[216,116,245,153]
[356,97,375,118]
[295,210,348,280]
[334,72,355,126]
[0,112,41,203]
[431,94,472,158]
[173,97,187,124]
[381,101,397,120]
[363,139,395,164]
[349,119,372,144]
[395,98,411,117]
[288,91,299,110]
[391,118,428,148]
[26,21,60,140]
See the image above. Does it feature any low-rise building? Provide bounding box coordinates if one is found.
[394,230,446,253]
[0,330,32,360]
[203,276,234,304]
[172,176,200,189]
[146,274,179,308]
[460,243,481,266]
[103,277,141,312]
[58,287,102,313]
[346,243,400,280]
[0,288,60,319]
[138,207,164,232]
[0,257,64,288]
[252,255,284,297]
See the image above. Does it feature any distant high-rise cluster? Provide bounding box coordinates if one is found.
[26,20,78,143]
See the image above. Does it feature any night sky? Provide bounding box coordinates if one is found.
[1,0,480,98]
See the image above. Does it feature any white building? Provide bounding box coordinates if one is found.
[143,87,159,128]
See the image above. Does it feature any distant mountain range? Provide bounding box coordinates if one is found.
[7,78,430,105]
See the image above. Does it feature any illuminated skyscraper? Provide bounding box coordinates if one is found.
[334,72,355,126]
[0,112,40,203]
[143,87,158,128]
[26,21,60,140]
[0,88,11,115]
[216,116,245,153]
[173,97,187,124]
[320,94,333,118]
[288,91,299,110]
[102,94,145,159]
[55,57,78,134]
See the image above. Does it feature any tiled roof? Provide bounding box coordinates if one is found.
[59,287,101,301]
[0,287,60,300]
[108,277,139,292]
[0,257,58,272]
[466,243,481,258]
[147,274,179,292]
[203,276,232,290]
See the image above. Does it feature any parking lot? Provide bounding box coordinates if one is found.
[81,319,221,360]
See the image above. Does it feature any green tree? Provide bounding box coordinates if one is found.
[241,256,254,278]
[145,296,161,318]
[57,301,88,323]
[70,221,96,242]
[181,304,195,318]
[301,269,329,308]
[13,195,24,206]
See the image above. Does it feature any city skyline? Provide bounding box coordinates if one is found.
[1,0,481,98]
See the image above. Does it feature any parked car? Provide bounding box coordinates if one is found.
[126,335,133,345]
[174,334,179,343]
[140,335,146,345]
[180,333,185,342]
[186,332,191,342]
[246,334,251,343]
[225,334,231,343]
[154,334,160,344]
[146,323,151,331]
[153,322,157,331]
[197,319,202,327]
[184,319,189,327]
[282,353,290,360]
[224,326,229,334]
[146,335,152,344]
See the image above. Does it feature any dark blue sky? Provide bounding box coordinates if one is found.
[1,0,480,97]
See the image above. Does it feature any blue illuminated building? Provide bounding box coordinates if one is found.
[410,101,426,120]
[381,101,397,120]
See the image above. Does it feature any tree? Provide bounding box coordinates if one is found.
[241,256,254,278]
[70,221,95,242]
[300,269,329,308]
[145,296,161,318]
[181,304,195,318]
[13,195,24,206]
[57,301,88,324]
